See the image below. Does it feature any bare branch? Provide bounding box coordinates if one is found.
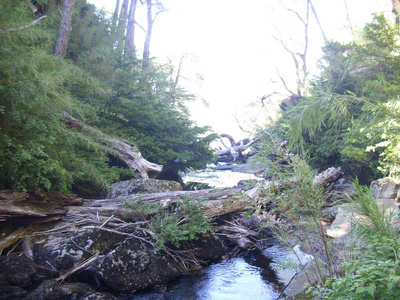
[0,15,47,34]
[308,0,327,41]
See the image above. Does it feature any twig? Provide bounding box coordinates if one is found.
[0,16,47,34]
[56,254,100,282]
[100,215,114,228]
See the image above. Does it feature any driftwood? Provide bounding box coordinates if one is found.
[62,112,162,179]
[0,190,83,222]
[216,134,256,162]
[313,167,342,187]
[66,187,251,221]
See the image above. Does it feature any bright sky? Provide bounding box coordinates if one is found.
[87,0,393,140]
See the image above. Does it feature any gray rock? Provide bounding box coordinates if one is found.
[110,179,182,198]
[33,229,126,272]
[372,178,400,200]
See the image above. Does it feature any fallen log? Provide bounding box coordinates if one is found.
[313,167,342,187]
[66,187,251,221]
[62,112,162,179]
[0,190,83,222]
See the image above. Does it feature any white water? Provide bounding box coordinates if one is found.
[183,165,260,188]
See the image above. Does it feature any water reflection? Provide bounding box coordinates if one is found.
[128,254,281,300]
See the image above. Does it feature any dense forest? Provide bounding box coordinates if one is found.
[0,0,216,197]
[1,0,400,196]
[265,13,400,185]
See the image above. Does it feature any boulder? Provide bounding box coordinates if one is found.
[0,255,37,287]
[371,178,400,200]
[0,285,27,300]
[109,179,182,198]
[86,233,225,292]
[30,225,225,293]
[22,280,95,300]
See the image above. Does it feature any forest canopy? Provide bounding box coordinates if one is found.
[0,0,216,197]
[269,14,400,183]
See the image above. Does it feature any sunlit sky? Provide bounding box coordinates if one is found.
[87,0,392,139]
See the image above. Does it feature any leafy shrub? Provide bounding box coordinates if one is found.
[124,196,213,251]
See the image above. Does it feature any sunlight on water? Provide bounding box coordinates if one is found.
[183,166,260,188]
[193,258,280,300]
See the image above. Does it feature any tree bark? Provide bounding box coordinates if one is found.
[54,0,77,58]
[117,0,129,36]
[308,0,327,42]
[392,0,400,24]
[125,0,138,55]
[67,187,251,220]
[216,135,255,161]
[112,0,121,27]
[142,0,153,72]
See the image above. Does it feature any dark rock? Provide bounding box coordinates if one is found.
[328,178,356,203]
[0,255,37,287]
[22,280,94,300]
[86,237,181,292]
[80,292,118,300]
[0,285,27,300]
[179,233,226,261]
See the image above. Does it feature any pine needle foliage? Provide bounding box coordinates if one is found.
[271,14,400,182]
[0,0,216,196]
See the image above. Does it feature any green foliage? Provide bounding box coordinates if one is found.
[310,180,400,299]
[0,0,215,195]
[256,134,335,283]
[271,14,400,182]
[124,197,213,251]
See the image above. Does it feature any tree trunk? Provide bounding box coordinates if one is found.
[62,112,163,179]
[125,0,138,55]
[117,0,129,36]
[67,187,251,220]
[142,0,153,73]
[308,0,327,41]
[112,0,121,27]
[54,0,77,58]
[392,0,400,24]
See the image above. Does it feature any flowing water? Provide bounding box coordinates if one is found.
[124,167,311,300]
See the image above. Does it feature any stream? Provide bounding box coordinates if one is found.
[124,166,310,300]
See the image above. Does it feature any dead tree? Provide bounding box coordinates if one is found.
[125,0,138,54]
[62,112,162,179]
[54,0,77,58]
[216,134,256,162]
[142,0,165,73]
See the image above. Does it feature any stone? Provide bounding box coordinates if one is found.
[33,228,126,272]
[0,285,27,300]
[0,255,37,287]
[22,280,94,300]
[371,178,400,200]
[80,292,118,300]
[109,179,182,198]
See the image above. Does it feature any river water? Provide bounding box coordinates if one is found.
[124,166,310,300]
